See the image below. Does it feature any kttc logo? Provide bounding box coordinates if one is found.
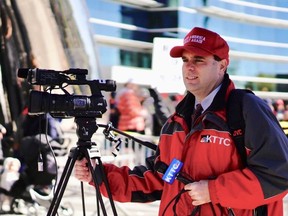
[200,135,231,147]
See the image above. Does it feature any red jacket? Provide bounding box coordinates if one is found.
[116,88,145,132]
[93,74,288,215]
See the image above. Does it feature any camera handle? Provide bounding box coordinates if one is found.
[47,117,118,216]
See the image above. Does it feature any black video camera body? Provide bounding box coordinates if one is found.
[18,68,116,118]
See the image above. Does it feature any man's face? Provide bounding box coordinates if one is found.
[181,50,227,101]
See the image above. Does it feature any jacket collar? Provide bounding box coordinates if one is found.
[175,73,235,118]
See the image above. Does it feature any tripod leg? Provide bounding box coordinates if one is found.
[80,182,86,215]
[47,147,80,216]
[47,146,111,216]
[95,157,118,215]
[83,148,109,216]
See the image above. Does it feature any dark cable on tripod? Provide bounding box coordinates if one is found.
[80,182,86,216]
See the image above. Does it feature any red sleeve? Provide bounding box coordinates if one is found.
[90,163,163,202]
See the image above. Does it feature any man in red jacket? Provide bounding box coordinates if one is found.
[115,80,146,134]
[74,27,288,215]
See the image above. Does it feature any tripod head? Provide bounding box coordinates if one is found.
[75,117,98,146]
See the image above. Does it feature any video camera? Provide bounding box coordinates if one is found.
[18,68,116,118]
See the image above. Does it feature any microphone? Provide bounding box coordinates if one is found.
[155,159,193,185]
[156,159,201,215]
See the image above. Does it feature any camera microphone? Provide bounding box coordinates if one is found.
[155,159,193,185]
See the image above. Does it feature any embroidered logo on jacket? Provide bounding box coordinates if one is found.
[200,135,231,146]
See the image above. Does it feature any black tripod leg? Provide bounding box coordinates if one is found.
[95,157,118,215]
[80,182,86,215]
[47,139,119,216]
[82,147,109,216]
[47,147,80,216]
[47,145,111,216]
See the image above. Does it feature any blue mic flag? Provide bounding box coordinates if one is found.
[162,158,183,184]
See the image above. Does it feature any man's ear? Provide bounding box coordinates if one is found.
[220,59,228,73]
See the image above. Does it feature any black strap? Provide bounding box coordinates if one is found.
[227,89,253,167]
[254,205,268,216]
[227,89,267,216]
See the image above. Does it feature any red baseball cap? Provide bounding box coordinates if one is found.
[170,27,229,64]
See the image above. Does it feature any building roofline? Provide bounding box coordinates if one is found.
[195,6,288,28]
[220,0,288,13]
[94,35,288,63]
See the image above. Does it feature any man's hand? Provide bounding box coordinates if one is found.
[74,158,93,183]
[184,180,211,206]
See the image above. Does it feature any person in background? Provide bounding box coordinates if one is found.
[137,87,153,135]
[108,92,120,129]
[0,124,7,161]
[147,87,172,136]
[115,80,146,134]
[21,112,63,142]
[74,27,288,215]
[0,124,6,140]
[279,110,288,137]
[273,99,286,121]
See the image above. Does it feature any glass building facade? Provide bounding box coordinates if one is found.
[83,0,288,91]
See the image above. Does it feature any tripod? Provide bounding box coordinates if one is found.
[47,117,118,216]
